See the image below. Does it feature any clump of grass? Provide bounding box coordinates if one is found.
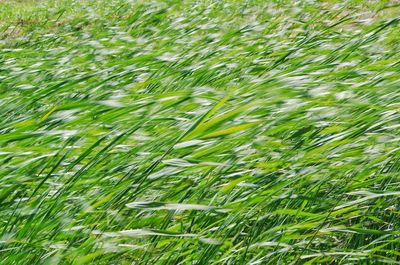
[0,0,400,264]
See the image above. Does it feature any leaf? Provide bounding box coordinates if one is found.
[334,191,400,210]
[184,104,255,139]
[220,176,247,192]
[119,229,198,237]
[203,122,261,138]
[126,201,214,211]
[162,158,195,167]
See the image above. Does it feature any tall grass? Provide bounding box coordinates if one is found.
[1,0,400,264]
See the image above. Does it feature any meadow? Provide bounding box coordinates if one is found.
[0,0,400,264]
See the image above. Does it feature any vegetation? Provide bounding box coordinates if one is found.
[1,0,400,264]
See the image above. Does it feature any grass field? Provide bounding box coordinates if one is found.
[1,0,400,264]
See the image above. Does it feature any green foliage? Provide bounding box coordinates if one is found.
[0,0,400,264]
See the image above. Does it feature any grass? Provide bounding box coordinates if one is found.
[0,0,400,264]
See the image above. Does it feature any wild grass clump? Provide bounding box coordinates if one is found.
[1,0,400,264]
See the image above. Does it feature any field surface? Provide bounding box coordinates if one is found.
[1,0,400,264]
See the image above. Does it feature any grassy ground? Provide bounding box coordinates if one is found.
[1,0,400,264]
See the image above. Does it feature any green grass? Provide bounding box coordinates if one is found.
[1,0,400,264]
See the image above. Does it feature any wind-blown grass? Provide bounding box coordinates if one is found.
[1,0,400,264]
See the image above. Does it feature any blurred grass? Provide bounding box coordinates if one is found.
[1,0,400,264]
